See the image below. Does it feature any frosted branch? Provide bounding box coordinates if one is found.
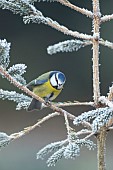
[101,14,113,23]
[0,0,93,40]
[37,133,96,166]
[37,139,67,160]
[57,0,93,18]
[0,89,31,110]
[92,108,113,132]
[99,96,113,108]
[74,107,113,133]
[23,14,93,40]
[10,112,60,139]
[107,85,113,101]
[0,0,37,15]
[47,39,92,55]
[54,101,94,107]
[0,39,10,69]
[0,132,12,150]
[99,39,113,49]
[73,108,106,125]
[8,64,27,75]
[38,0,93,18]
[7,64,27,85]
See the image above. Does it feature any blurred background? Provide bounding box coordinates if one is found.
[0,0,113,169]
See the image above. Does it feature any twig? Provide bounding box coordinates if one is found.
[76,130,93,136]
[101,14,113,23]
[64,112,70,135]
[99,96,113,108]
[10,112,60,139]
[56,0,93,18]
[108,126,113,130]
[84,132,95,140]
[107,85,113,101]
[54,101,94,107]
[92,0,101,104]
[99,39,113,49]
[36,14,93,40]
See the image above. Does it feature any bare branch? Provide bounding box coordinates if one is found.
[101,14,113,23]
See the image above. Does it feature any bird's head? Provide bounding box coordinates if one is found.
[49,71,66,90]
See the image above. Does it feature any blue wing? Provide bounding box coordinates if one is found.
[34,79,48,85]
[26,71,50,90]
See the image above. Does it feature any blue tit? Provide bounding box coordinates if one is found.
[26,71,66,111]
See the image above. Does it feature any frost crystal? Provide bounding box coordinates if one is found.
[47,39,90,55]
[64,143,80,159]
[8,64,27,85]
[76,139,96,150]
[73,107,111,125]
[0,89,31,110]
[74,107,113,133]
[47,146,66,167]
[37,140,67,160]
[0,0,37,16]
[0,39,10,68]
[92,107,113,132]
[8,64,27,76]
[23,14,48,25]
[0,132,11,149]
[37,131,96,166]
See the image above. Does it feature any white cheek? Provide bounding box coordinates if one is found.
[50,74,57,86]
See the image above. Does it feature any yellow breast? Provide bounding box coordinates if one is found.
[33,80,62,100]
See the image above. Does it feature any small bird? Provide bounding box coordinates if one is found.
[26,71,66,111]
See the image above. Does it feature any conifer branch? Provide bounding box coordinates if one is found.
[47,40,92,54]
[0,0,93,40]
[23,14,93,40]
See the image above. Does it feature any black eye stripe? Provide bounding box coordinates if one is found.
[55,73,58,85]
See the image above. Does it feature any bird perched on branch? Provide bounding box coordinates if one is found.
[26,71,66,111]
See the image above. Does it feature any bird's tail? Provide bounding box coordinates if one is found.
[27,98,42,111]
